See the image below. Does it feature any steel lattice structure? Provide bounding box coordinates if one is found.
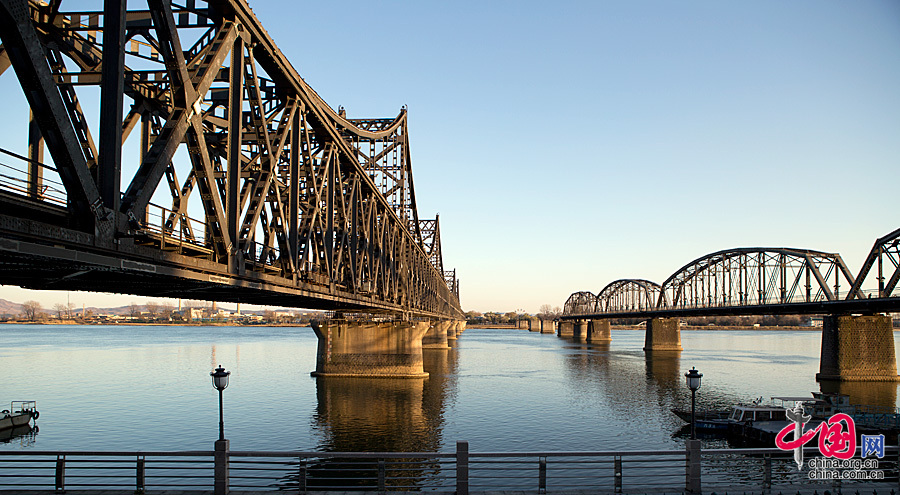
[658,248,855,309]
[596,279,661,313]
[562,230,900,318]
[0,0,462,319]
[848,228,900,300]
[562,291,595,316]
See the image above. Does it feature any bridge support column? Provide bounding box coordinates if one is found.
[423,320,451,349]
[456,321,466,335]
[588,319,612,343]
[541,320,557,334]
[311,320,429,378]
[817,314,899,382]
[644,318,683,352]
[529,317,540,332]
[573,320,589,342]
[447,321,459,341]
[558,321,574,338]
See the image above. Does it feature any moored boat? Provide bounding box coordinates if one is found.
[0,401,39,431]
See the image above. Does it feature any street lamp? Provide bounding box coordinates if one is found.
[210,365,230,441]
[684,367,702,440]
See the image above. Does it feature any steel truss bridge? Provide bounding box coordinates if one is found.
[562,228,900,320]
[0,0,462,319]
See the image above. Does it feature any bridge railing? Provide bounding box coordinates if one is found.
[140,203,210,255]
[0,147,68,206]
[1,443,897,493]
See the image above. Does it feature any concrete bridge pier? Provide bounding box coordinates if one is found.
[558,321,574,338]
[422,320,451,349]
[817,314,899,382]
[529,317,541,332]
[447,321,459,341]
[588,319,612,343]
[541,319,557,334]
[643,318,683,352]
[573,319,590,342]
[310,320,430,378]
[455,320,466,336]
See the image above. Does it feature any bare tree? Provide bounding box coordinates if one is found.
[263,309,275,323]
[22,300,42,321]
[128,302,141,318]
[145,301,160,319]
[538,304,554,317]
[53,303,67,320]
[160,301,174,320]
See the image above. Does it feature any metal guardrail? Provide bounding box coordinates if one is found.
[0,442,898,493]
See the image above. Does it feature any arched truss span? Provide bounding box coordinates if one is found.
[563,291,597,316]
[658,248,856,310]
[848,228,900,300]
[596,279,663,313]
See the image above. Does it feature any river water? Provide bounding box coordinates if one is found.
[1,324,898,454]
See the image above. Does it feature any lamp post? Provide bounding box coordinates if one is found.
[210,365,230,441]
[684,367,702,440]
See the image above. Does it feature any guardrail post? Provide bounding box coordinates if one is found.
[55,454,65,492]
[297,458,307,494]
[763,454,771,494]
[378,459,386,491]
[136,455,145,493]
[685,439,701,494]
[538,457,547,494]
[456,441,469,495]
[214,439,230,495]
[614,455,622,493]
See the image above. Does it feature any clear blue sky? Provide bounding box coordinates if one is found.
[0,0,898,313]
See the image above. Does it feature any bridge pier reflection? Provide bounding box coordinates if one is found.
[819,380,898,411]
[313,344,457,453]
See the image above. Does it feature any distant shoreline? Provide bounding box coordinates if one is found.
[470,324,842,331]
[0,320,312,327]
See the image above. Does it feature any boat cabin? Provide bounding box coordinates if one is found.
[728,405,787,423]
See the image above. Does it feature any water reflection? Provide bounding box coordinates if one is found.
[312,346,458,453]
[644,351,682,398]
[0,425,37,447]
[304,347,458,490]
[562,342,686,441]
[819,380,898,410]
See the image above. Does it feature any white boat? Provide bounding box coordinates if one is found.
[0,401,39,430]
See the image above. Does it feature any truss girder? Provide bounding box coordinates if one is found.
[563,291,596,316]
[657,248,855,310]
[561,243,889,317]
[848,228,900,300]
[0,0,461,319]
[596,279,662,313]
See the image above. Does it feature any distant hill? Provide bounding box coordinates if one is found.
[0,298,22,316]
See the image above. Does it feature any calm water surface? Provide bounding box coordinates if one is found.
[2,324,898,453]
